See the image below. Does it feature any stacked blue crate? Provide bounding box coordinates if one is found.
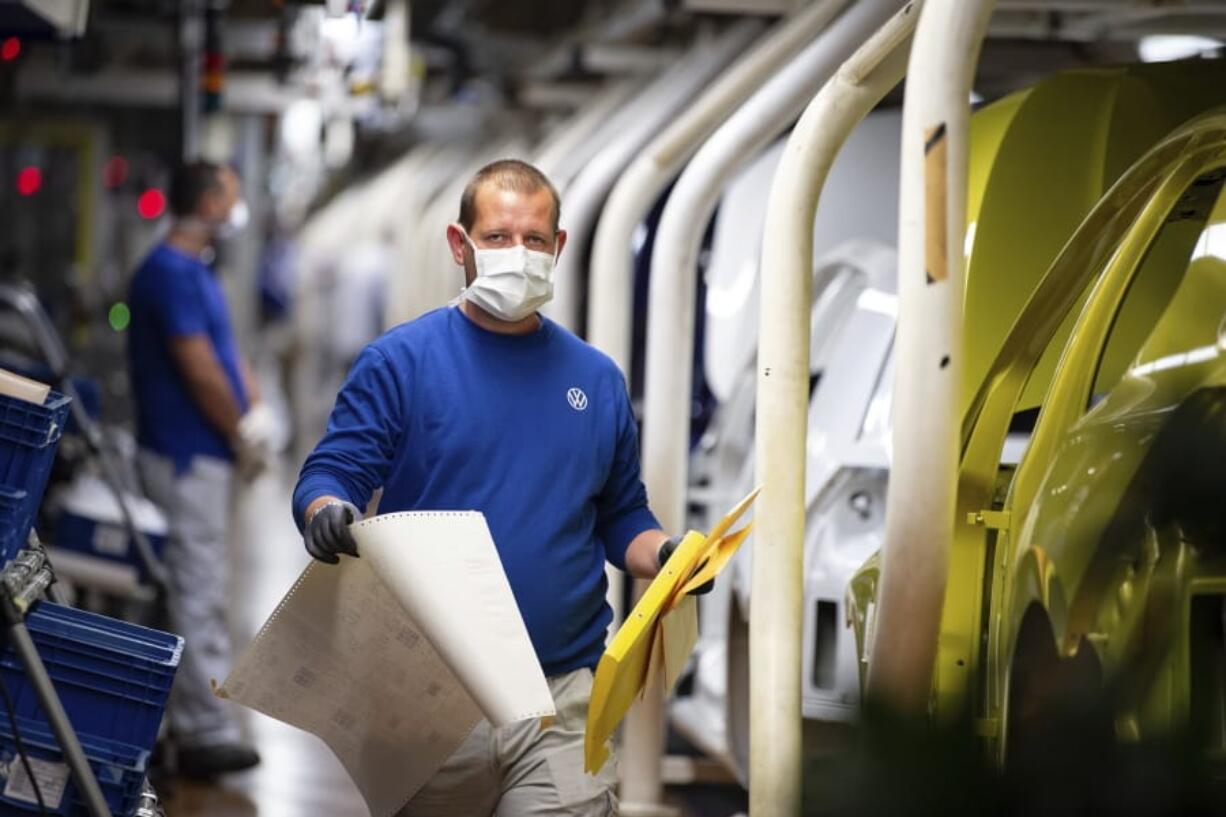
[0,387,183,814]
[0,603,183,749]
[0,390,71,563]
[0,715,148,815]
[51,475,169,582]
[0,603,182,815]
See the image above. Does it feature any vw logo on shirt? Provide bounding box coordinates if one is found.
[567,387,588,412]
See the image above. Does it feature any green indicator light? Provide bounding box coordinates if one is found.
[108,302,131,332]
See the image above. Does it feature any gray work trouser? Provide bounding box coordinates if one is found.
[138,451,242,749]
[399,668,619,817]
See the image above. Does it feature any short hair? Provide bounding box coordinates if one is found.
[169,160,225,218]
[459,159,561,233]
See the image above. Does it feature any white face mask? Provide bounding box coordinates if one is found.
[461,232,556,322]
[216,199,250,240]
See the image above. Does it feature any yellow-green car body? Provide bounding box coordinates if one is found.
[849,62,1226,760]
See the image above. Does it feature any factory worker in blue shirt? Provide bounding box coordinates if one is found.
[129,160,273,779]
[294,159,704,817]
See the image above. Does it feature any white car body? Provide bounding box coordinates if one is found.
[671,110,902,780]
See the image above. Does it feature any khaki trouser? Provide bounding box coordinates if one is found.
[399,668,619,817]
[137,451,243,749]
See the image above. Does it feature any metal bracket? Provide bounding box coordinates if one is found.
[967,509,1011,531]
[2,537,56,616]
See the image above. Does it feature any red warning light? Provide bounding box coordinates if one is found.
[137,188,166,220]
[1,38,20,62]
[103,156,129,189]
[16,167,41,196]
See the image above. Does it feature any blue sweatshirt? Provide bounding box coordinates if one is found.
[128,243,249,473]
[293,306,660,676]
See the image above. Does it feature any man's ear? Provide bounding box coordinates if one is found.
[554,229,568,261]
[446,223,468,266]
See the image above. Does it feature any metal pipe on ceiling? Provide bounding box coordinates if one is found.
[588,0,852,384]
[988,9,1226,40]
[995,0,1226,10]
[532,78,645,183]
[178,0,205,160]
[544,20,763,332]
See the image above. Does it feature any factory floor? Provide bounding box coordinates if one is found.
[154,464,748,817]
[159,464,367,816]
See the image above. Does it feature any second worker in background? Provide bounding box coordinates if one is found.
[128,160,275,779]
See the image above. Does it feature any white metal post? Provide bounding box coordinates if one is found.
[753,5,921,815]
[637,0,907,814]
[864,0,996,713]
[596,13,850,811]
[644,0,908,586]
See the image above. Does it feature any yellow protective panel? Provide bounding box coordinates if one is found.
[966,89,1031,233]
[645,594,698,699]
[584,488,760,774]
[962,60,1226,414]
[680,525,751,596]
[963,69,1127,413]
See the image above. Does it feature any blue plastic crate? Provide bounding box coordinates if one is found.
[53,512,168,582]
[49,473,169,582]
[0,603,182,753]
[29,605,179,661]
[0,713,147,816]
[0,391,71,564]
[0,360,100,435]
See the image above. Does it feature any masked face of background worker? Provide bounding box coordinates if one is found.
[445,184,568,330]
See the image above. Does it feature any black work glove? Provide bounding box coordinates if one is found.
[304,501,361,564]
[658,536,714,595]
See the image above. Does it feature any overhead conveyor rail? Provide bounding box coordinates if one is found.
[532,78,645,187]
[588,0,852,380]
[545,21,763,333]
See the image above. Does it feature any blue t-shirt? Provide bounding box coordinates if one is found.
[128,243,249,471]
[293,306,661,676]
